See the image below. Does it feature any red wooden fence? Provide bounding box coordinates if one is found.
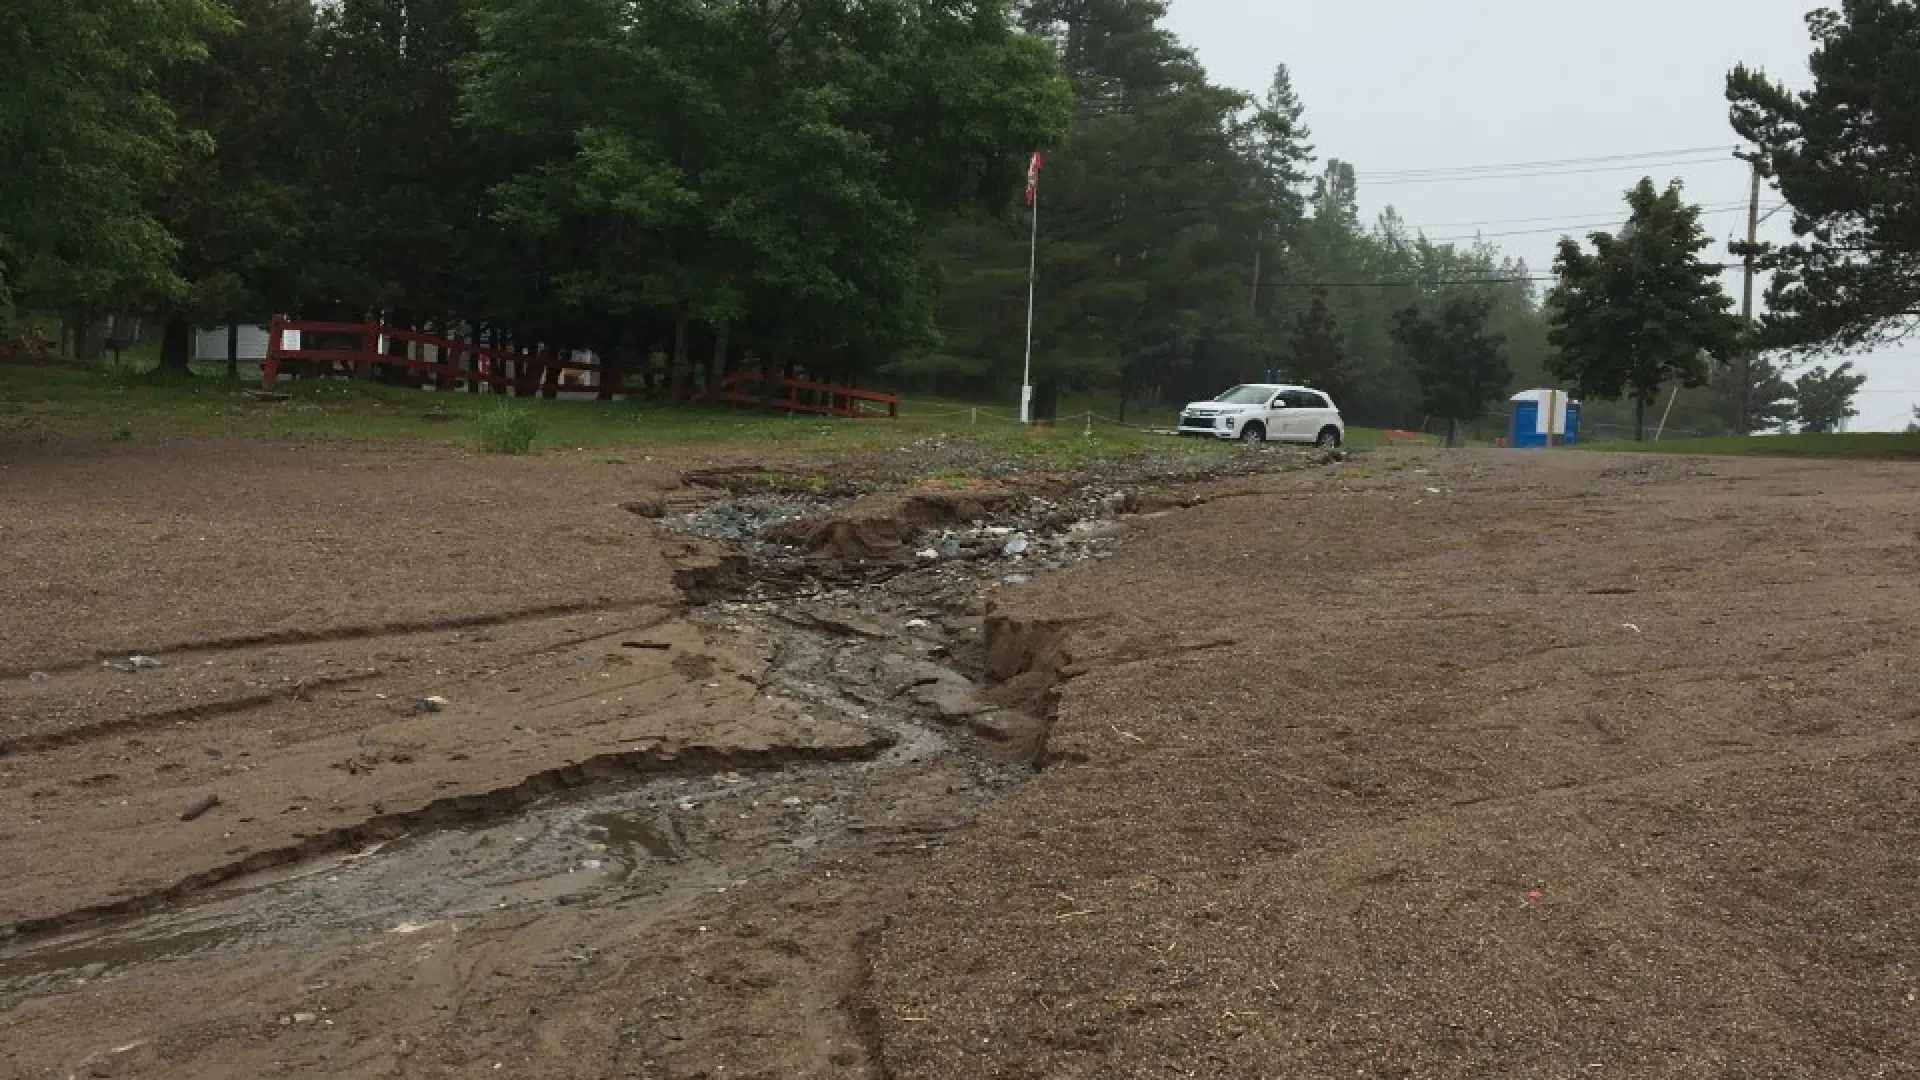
[704,370,899,419]
[263,316,537,393]
[261,316,899,418]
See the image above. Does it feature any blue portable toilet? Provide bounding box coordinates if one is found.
[1508,389,1580,448]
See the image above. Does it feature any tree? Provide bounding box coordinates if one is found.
[1708,351,1797,434]
[907,3,1555,424]
[309,0,503,329]
[1907,406,1919,434]
[1547,178,1743,441]
[1729,3,1920,351]
[0,0,230,344]
[151,0,322,374]
[1791,361,1867,433]
[912,0,1272,413]
[466,0,1068,396]
[1244,64,1314,312]
[1391,293,1511,447]
[1287,288,1351,403]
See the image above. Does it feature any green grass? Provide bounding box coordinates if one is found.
[0,365,1287,464]
[474,399,540,454]
[1589,431,1920,459]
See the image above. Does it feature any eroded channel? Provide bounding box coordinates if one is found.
[0,466,1157,1005]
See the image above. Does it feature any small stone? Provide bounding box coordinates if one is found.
[916,548,940,560]
[413,696,448,713]
[622,495,667,518]
[26,671,50,683]
[128,655,165,670]
[1002,535,1030,557]
[1003,574,1031,586]
[291,1012,317,1024]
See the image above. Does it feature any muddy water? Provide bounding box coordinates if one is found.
[0,592,1016,1005]
[584,809,680,863]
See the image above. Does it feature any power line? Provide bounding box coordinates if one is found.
[1361,157,1738,186]
[1253,277,1552,289]
[1423,205,1750,243]
[1405,201,1748,230]
[1254,264,1737,290]
[1361,146,1738,179]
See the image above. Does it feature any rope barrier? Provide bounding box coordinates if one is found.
[894,399,1183,436]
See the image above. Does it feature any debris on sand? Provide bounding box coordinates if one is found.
[179,794,221,822]
[621,495,668,518]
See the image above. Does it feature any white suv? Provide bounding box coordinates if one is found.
[1177,384,1345,447]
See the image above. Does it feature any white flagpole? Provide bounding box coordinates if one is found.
[1020,178,1038,426]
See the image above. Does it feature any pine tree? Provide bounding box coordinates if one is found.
[1392,293,1511,447]
[1287,288,1351,402]
[1729,3,1920,350]
[151,0,320,373]
[1708,351,1796,434]
[1791,361,1867,433]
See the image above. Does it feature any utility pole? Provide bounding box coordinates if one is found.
[1735,149,1763,434]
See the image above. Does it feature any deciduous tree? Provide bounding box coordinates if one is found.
[1547,179,1742,441]
[0,0,230,344]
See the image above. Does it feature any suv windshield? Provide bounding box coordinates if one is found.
[1212,385,1274,405]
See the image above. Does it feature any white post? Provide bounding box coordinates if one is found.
[1654,384,1680,442]
[1020,185,1039,426]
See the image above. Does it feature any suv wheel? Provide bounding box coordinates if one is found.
[1239,422,1266,445]
[1316,426,1342,449]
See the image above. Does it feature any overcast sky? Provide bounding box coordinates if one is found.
[1162,0,1920,431]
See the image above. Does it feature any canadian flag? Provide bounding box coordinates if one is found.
[1025,151,1044,207]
